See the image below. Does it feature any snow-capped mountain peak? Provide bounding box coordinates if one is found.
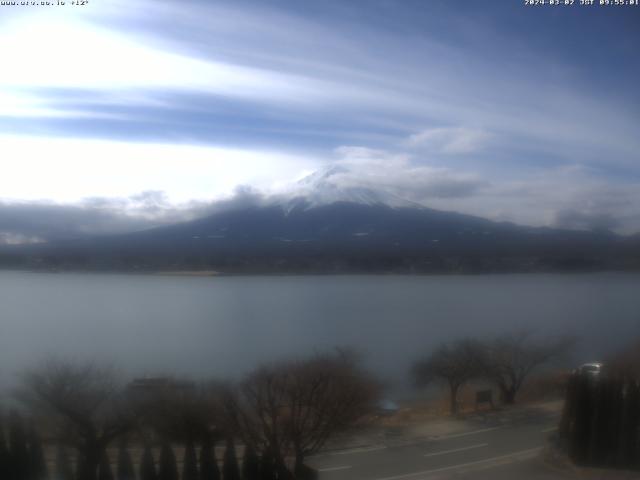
[279,165,421,212]
[295,164,349,188]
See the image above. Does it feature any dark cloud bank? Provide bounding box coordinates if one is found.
[0,186,636,246]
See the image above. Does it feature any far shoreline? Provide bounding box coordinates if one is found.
[153,270,221,277]
[0,267,637,277]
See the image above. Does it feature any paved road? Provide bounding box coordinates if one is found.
[309,421,562,479]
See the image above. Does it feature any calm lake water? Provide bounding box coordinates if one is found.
[0,271,638,391]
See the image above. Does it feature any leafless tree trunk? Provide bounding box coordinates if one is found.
[482,330,575,404]
[226,349,379,475]
[412,339,485,415]
[18,359,136,480]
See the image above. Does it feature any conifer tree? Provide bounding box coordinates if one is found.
[158,442,178,480]
[241,444,259,480]
[622,380,640,467]
[53,446,74,480]
[259,448,276,480]
[28,424,48,480]
[0,415,10,480]
[76,454,88,480]
[276,460,294,480]
[116,442,135,480]
[183,439,198,480]
[140,444,157,480]
[9,411,30,480]
[222,441,240,480]
[293,463,317,480]
[199,437,219,480]
[568,375,592,464]
[98,450,114,480]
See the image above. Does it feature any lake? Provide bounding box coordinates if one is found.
[0,271,638,392]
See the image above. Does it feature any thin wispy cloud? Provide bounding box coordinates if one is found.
[0,0,637,236]
[407,128,492,155]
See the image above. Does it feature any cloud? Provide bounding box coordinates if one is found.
[1,0,638,172]
[0,156,638,245]
[0,193,218,244]
[327,146,487,200]
[334,146,408,169]
[0,200,151,242]
[0,0,637,237]
[319,149,640,234]
[422,164,640,234]
[0,186,270,244]
[0,232,44,246]
[554,210,619,231]
[0,17,324,104]
[407,127,492,154]
[0,135,319,203]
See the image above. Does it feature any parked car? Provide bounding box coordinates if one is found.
[576,362,603,377]
[376,398,400,416]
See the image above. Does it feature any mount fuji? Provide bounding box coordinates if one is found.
[276,165,421,212]
[2,166,636,273]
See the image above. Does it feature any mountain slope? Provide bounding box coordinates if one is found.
[1,166,635,273]
[7,200,629,273]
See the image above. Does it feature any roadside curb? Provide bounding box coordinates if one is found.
[539,444,640,479]
[538,445,583,478]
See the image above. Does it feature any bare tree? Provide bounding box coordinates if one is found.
[19,359,136,480]
[284,350,379,473]
[481,331,574,404]
[134,378,225,444]
[412,339,484,414]
[226,349,379,475]
[607,337,640,379]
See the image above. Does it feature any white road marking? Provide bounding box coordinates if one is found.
[332,445,387,455]
[318,465,353,472]
[375,446,543,480]
[433,426,501,440]
[424,443,488,457]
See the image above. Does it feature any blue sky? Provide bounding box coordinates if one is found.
[0,0,638,240]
